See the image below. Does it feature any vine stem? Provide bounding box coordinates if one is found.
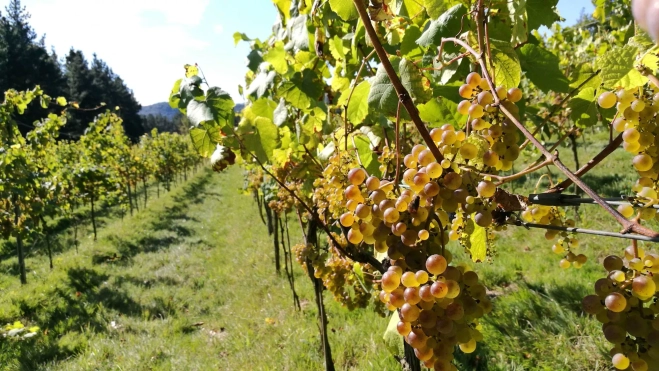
[440,35,659,238]
[481,158,552,186]
[352,0,444,163]
[394,100,402,188]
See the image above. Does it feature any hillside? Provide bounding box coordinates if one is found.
[140,102,245,119]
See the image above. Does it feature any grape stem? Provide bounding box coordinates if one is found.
[351,0,444,163]
[481,158,552,186]
[440,32,659,239]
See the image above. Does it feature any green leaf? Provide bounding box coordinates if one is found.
[274,0,292,23]
[399,25,423,59]
[56,97,67,106]
[468,218,488,263]
[273,98,288,127]
[569,87,599,128]
[368,59,401,117]
[489,40,521,89]
[526,0,561,31]
[329,35,347,61]
[250,98,277,122]
[518,44,569,93]
[247,49,263,72]
[263,41,288,74]
[507,0,528,45]
[206,87,235,130]
[417,97,467,128]
[424,0,459,19]
[399,58,431,103]
[243,117,279,163]
[354,133,381,176]
[285,15,310,52]
[383,312,404,356]
[416,4,467,47]
[280,70,322,110]
[599,45,646,90]
[329,0,360,21]
[397,0,424,19]
[186,100,214,127]
[233,32,251,46]
[246,70,276,98]
[339,81,371,125]
[569,64,602,90]
[190,121,222,158]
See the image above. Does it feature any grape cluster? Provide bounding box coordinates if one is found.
[584,246,659,370]
[293,240,381,311]
[598,85,659,223]
[520,205,585,268]
[379,257,491,370]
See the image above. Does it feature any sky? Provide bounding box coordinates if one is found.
[8,0,595,107]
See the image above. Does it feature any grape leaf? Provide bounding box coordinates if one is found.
[569,87,599,128]
[190,121,222,158]
[399,25,423,59]
[424,0,460,19]
[417,97,467,128]
[263,41,288,74]
[416,4,467,48]
[273,98,288,127]
[250,98,277,122]
[243,117,279,163]
[598,45,646,90]
[329,0,360,21]
[397,0,424,19]
[280,70,323,110]
[489,40,521,89]
[186,100,214,127]
[246,70,276,98]
[468,219,488,263]
[518,44,569,93]
[285,15,310,52]
[526,0,561,31]
[338,80,371,125]
[507,0,528,45]
[353,133,381,176]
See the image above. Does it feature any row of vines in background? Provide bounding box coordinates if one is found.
[1,86,200,290]
[168,0,659,370]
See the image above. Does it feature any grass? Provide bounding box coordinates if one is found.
[0,128,655,370]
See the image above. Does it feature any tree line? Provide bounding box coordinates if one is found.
[0,0,144,140]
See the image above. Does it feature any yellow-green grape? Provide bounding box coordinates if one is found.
[445,279,461,298]
[418,149,435,166]
[346,200,359,211]
[612,117,627,132]
[396,321,411,336]
[478,90,494,106]
[401,272,419,287]
[612,353,630,370]
[459,142,478,160]
[456,131,466,142]
[442,130,457,145]
[631,99,646,112]
[403,168,417,185]
[348,168,367,186]
[576,254,587,264]
[632,275,656,297]
[598,91,618,109]
[383,207,400,224]
[365,176,380,191]
[483,150,499,167]
[418,229,430,241]
[459,338,477,353]
[355,204,370,219]
[404,154,417,169]
[507,87,523,103]
[476,180,496,198]
[347,228,363,244]
[469,104,485,118]
[459,84,474,99]
[426,254,447,275]
[605,292,627,312]
[559,259,571,269]
[474,211,492,227]
[623,128,640,143]
[496,86,507,100]
[443,172,462,190]
[429,128,443,142]
[340,212,355,227]
[403,287,421,305]
[552,244,565,254]
[617,89,634,104]
[471,118,488,130]
[618,204,635,218]
[631,360,648,371]
[400,303,420,321]
[423,181,440,197]
[466,72,482,87]
[610,270,626,282]
[582,295,604,314]
[345,185,363,202]
[624,140,641,153]
[415,270,429,284]
[604,255,624,271]
[427,162,443,178]
[633,154,654,172]
[381,271,400,292]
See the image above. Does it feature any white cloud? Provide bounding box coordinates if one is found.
[19,0,211,105]
[213,24,224,34]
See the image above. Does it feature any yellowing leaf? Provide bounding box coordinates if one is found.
[56,97,67,106]
[468,218,487,263]
[185,64,199,78]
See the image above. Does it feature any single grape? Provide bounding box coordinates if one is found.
[459,338,477,353]
[632,275,656,298]
[598,91,618,109]
[605,292,627,313]
[466,72,482,87]
[339,212,355,227]
[582,295,604,314]
[401,271,419,287]
[618,204,635,218]
[459,84,474,98]
[507,87,523,103]
[633,154,654,172]
[469,104,485,118]
[612,353,630,370]
[459,142,478,160]
[478,90,494,105]
[426,254,448,275]
[476,180,496,198]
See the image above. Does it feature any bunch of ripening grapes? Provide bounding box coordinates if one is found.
[520,205,585,269]
[583,246,659,370]
[598,85,659,222]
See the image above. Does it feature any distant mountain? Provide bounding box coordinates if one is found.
[139,102,179,119]
[140,102,245,119]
